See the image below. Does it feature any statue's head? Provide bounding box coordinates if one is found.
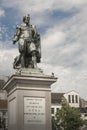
[23,14,30,24]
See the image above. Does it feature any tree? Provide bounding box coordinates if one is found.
[54,98,84,130]
[52,116,57,130]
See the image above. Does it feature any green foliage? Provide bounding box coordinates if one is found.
[52,117,57,130]
[55,98,84,130]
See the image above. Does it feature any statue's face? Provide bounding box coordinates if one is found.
[24,16,30,24]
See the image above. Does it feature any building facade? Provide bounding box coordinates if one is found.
[63,91,79,108]
[0,80,8,130]
[51,93,64,117]
[51,90,87,120]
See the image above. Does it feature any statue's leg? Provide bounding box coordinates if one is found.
[18,39,25,68]
[29,42,37,68]
[20,52,25,68]
[31,51,37,68]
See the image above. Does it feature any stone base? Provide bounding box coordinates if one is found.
[3,73,57,130]
[15,68,43,76]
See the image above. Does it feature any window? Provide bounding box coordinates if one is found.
[72,95,74,103]
[75,95,78,103]
[51,108,54,114]
[85,114,87,117]
[56,108,59,112]
[68,95,71,103]
[3,112,6,116]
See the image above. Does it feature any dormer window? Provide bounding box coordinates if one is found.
[68,95,71,103]
[72,95,74,103]
[75,95,78,103]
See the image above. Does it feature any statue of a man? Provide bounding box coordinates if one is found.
[13,14,41,69]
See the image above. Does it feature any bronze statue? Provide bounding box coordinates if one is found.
[13,14,41,69]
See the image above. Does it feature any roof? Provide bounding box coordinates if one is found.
[51,93,64,104]
[64,90,79,95]
[0,100,7,110]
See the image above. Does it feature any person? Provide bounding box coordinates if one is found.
[13,14,41,69]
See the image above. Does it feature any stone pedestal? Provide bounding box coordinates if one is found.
[3,70,57,130]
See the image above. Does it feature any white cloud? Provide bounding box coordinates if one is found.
[0,47,19,77]
[38,2,87,99]
[2,0,87,12]
[42,28,66,48]
[0,8,5,17]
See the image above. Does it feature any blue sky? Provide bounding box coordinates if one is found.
[0,0,87,99]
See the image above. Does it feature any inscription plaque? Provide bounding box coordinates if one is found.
[24,97,45,124]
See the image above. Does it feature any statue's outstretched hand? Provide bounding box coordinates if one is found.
[13,39,16,44]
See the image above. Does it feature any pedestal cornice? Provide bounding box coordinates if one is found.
[3,73,57,94]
